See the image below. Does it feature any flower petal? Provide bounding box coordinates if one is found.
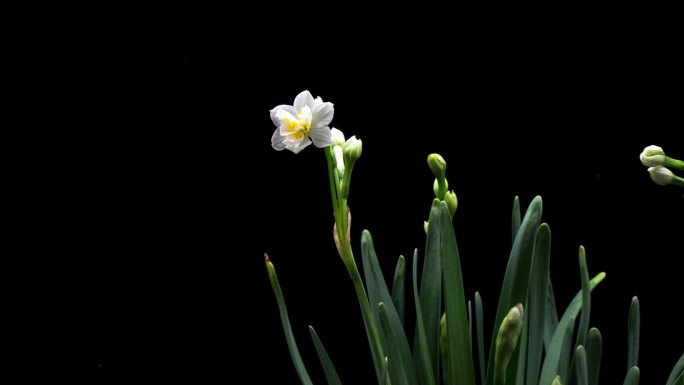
[330,127,345,145]
[287,136,312,154]
[309,125,333,148]
[271,128,286,151]
[293,90,314,113]
[269,105,296,126]
[311,101,334,129]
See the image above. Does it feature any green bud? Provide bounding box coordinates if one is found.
[428,153,446,179]
[343,136,362,166]
[433,178,449,197]
[445,191,458,217]
[495,303,524,385]
[551,375,562,385]
[428,154,447,200]
[424,221,429,234]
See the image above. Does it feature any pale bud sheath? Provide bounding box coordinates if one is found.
[640,145,665,167]
[648,165,674,186]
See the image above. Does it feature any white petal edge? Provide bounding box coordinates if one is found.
[311,101,334,129]
[330,127,345,145]
[287,136,312,154]
[293,90,314,113]
[269,105,296,127]
[271,128,286,151]
[309,125,333,148]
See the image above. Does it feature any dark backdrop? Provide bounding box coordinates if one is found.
[4,1,683,383]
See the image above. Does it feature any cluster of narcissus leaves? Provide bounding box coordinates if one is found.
[266,91,684,385]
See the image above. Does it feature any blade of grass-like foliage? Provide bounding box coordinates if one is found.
[265,256,314,385]
[544,278,559,353]
[469,300,473,350]
[309,326,343,385]
[392,255,407,327]
[440,202,476,385]
[666,353,684,385]
[558,318,575,384]
[526,224,551,385]
[627,297,640,370]
[623,366,640,385]
[378,303,412,385]
[413,250,436,385]
[512,196,521,245]
[362,231,418,385]
[516,316,529,385]
[675,373,684,385]
[381,357,389,385]
[538,273,606,385]
[486,196,543,385]
[575,246,591,349]
[476,292,487,385]
[575,346,588,385]
[417,199,443,382]
[586,328,602,385]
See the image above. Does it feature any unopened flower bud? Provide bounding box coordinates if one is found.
[495,303,524,385]
[428,153,446,179]
[445,191,458,217]
[343,136,362,165]
[551,375,562,385]
[648,165,674,186]
[640,145,665,167]
[330,127,346,146]
[433,178,449,197]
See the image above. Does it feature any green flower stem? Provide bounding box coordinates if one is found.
[671,174,684,188]
[324,145,385,383]
[664,156,684,171]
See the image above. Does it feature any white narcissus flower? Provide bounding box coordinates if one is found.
[270,90,334,154]
[640,145,665,167]
[648,165,674,186]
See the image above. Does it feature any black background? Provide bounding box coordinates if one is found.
[4,1,683,383]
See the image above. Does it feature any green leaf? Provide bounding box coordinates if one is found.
[627,297,640,370]
[665,352,684,385]
[413,251,437,385]
[265,258,314,385]
[575,346,588,385]
[675,373,684,385]
[417,199,443,382]
[381,357,389,385]
[526,224,551,385]
[476,292,487,385]
[362,231,418,385]
[516,315,529,385]
[586,328,602,385]
[512,196,521,245]
[558,317,575,384]
[538,273,606,385]
[623,366,640,385]
[486,196,543,385]
[544,278,559,353]
[378,303,413,385]
[575,246,591,349]
[309,326,343,385]
[392,255,407,328]
[440,202,476,385]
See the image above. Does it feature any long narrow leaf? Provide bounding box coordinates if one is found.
[440,202,476,385]
[381,357,389,385]
[623,366,640,385]
[265,256,314,385]
[558,318,575,384]
[379,303,412,385]
[666,353,684,385]
[586,328,602,385]
[486,196,543,385]
[512,195,521,245]
[417,199,443,382]
[576,246,591,349]
[309,326,343,385]
[575,346,588,385]
[526,224,551,385]
[476,292,486,385]
[627,297,640,370]
[544,278,559,352]
[362,231,418,385]
[392,255,407,327]
[538,273,606,385]
[413,251,436,385]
